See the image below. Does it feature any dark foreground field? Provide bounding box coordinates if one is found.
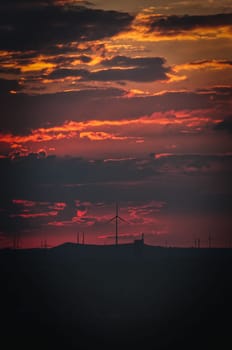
[1,243,232,350]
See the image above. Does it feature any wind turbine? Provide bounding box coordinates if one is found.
[108,202,128,245]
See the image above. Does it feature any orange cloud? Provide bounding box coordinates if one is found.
[154,153,173,159]
[21,61,55,73]
[0,129,78,144]
[0,110,222,149]
[80,131,130,141]
[0,53,57,79]
[113,11,232,42]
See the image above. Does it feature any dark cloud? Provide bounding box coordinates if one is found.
[78,55,92,63]
[213,86,232,94]
[44,54,92,66]
[147,13,232,34]
[0,154,147,192]
[197,86,232,94]
[190,59,232,66]
[0,87,125,133]
[150,153,232,171]
[43,41,106,56]
[0,152,231,197]
[0,67,21,75]
[214,119,232,133]
[0,153,231,234]
[0,88,218,134]
[0,79,22,95]
[0,197,68,234]
[89,56,170,82]
[101,56,165,67]
[46,56,170,82]
[0,1,93,11]
[47,68,88,80]
[0,2,133,51]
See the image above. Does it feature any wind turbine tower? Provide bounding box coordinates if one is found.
[108,202,127,245]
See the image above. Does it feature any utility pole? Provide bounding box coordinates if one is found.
[116,202,118,245]
[41,239,47,248]
[142,233,144,244]
[208,232,211,248]
[13,235,15,249]
[13,233,20,249]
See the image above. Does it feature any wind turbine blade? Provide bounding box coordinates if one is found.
[107,216,116,223]
[118,216,129,224]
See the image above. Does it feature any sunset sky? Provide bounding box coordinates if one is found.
[0,0,232,248]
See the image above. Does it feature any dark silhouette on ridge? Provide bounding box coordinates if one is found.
[0,243,232,350]
[107,202,128,245]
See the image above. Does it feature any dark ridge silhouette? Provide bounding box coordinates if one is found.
[1,243,232,350]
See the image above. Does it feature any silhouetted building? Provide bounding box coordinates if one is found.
[134,234,144,257]
[134,233,144,247]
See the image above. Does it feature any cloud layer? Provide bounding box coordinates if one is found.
[0,1,133,51]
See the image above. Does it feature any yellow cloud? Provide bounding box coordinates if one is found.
[80,131,129,141]
[21,61,55,73]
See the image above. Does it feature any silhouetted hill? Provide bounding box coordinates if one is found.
[1,244,232,350]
